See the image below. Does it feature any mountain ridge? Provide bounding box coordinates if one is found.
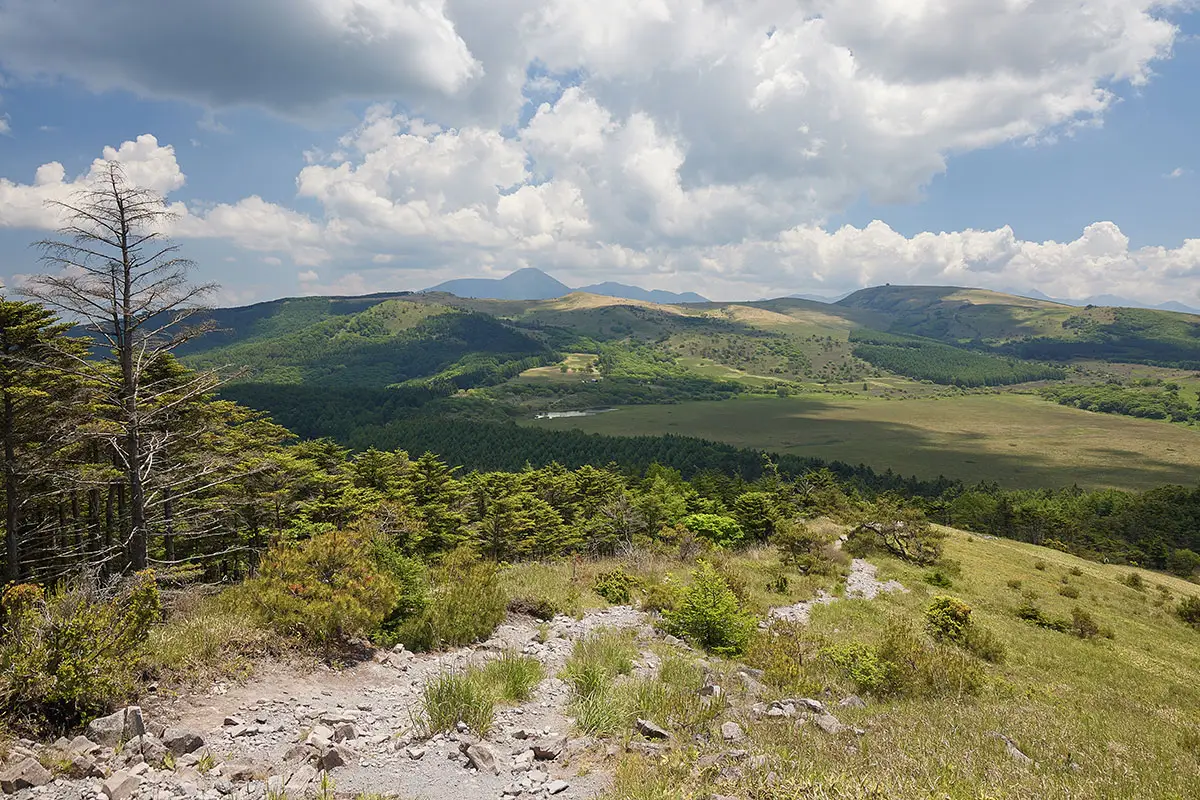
[423,267,708,304]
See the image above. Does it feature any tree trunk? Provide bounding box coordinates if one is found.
[3,394,20,583]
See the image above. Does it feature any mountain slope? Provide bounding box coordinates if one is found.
[424,268,571,300]
[576,281,707,303]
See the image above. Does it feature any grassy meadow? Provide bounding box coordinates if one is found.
[494,526,1200,800]
[526,393,1200,490]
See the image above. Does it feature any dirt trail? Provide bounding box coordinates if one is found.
[764,558,906,626]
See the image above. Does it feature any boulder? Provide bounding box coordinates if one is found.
[532,735,566,760]
[284,764,318,796]
[101,770,142,800]
[720,721,745,742]
[317,746,347,771]
[87,706,145,748]
[838,695,867,710]
[0,758,52,794]
[224,761,259,782]
[462,742,499,775]
[635,718,670,740]
[162,728,205,756]
[331,723,357,743]
[814,713,845,735]
[546,779,570,795]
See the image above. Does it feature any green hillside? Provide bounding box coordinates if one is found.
[839,285,1200,367]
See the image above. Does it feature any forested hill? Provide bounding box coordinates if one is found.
[839,285,1200,367]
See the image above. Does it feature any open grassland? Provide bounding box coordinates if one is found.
[691,530,1200,800]
[526,393,1200,490]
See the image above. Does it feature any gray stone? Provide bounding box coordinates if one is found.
[814,713,845,735]
[87,707,144,748]
[162,728,205,756]
[462,742,499,775]
[283,744,315,765]
[720,721,745,742]
[101,771,142,800]
[405,746,426,760]
[532,735,566,760]
[224,762,259,782]
[317,746,346,771]
[546,779,570,795]
[284,764,317,796]
[68,735,99,755]
[797,698,827,714]
[838,695,867,709]
[698,683,723,698]
[989,733,1033,766]
[331,723,357,743]
[0,758,53,793]
[635,718,669,740]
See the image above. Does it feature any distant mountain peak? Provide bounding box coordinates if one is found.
[423,269,708,304]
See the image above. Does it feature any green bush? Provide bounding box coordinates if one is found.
[1070,607,1101,639]
[924,596,973,644]
[877,621,985,698]
[820,641,887,694]
[386,548,506,652]
[640,580,681,614]
[662,561,755,656]
[680,514,745,548]
[924,570,954,588]
[593,567,639,604]
[1179,595,1200,629]
[1059,584,1081,599]
[850,499,945,565]
[773,520,846,577]
[1015,602,1071,633]
[231,532,398,649]
[1122,572,1146,592]
[0,572,161,733]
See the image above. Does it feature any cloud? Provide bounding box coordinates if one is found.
[0,134,185,228]
[1,2,1196,305]
[1166,167,1188,179]
[0,114,9,135]
[298,270,319,282]
[0,0,481,117]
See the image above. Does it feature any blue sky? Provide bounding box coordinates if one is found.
[1,1,1198,307]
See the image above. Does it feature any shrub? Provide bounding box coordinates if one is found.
[386,548,506,652]
[746,622,819,694]
[774,520,847,576]
[662,561,755,656]
[681,514,745,548]
[877,621,985,698]
[1070,607,1101,639]
[1006,579,1023,591]
[1122,572,1146,592]
[0,572,160,733]
[924,596,973,644]
[1059,585,1081,599]
[1015,602,1071,634]
[1177,595,1200,629]
[1034,560,1047,571]
[419,669,495,736]
[924,570,954,588]
[640,580,681,614]
[593,567,639,604]
[1069,566,1084,577]
[963,625,1007,664]
[820,641,887,694]
[507,596,559,621]
[481,651,543,702]
[232,532,398,648]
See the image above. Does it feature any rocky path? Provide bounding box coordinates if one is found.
[0,608,651,800]
[764,558,906,625]
[1,562,904,800]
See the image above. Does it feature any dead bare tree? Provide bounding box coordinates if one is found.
[24,161,220,571]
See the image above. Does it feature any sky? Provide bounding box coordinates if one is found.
[0,0,1198,308]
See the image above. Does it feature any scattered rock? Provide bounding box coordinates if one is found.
[162,727,205,756]
[463,742,499,775]
[546,779,570,795]
[814,713,846,735]
[838,695,867,709]
[532,735,566,760]
[86,707,145,748]
[101,770,142,800]
[405,746,426,760]
[636,718,670,740]
[332,723,357,743]
[223,761,259,782]
[720,721,745,742]
[0,758,53,794]
[317,746,347,771]
[989,733,1033,765]
[797,698,827,714]
[284,764,317,796]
